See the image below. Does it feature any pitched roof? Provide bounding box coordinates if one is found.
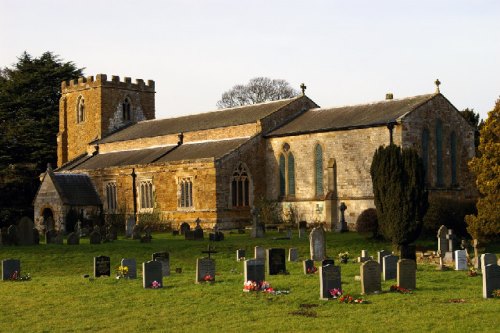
[268,94,436,137]
[99,97,301,144]
[51,173,102,206]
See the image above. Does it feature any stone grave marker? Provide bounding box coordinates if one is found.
[209,231,224,241]
[288,248,298,262]
[309,226,326,261]
[437,225,448,255]
[244,259,265,283]
[152,252,170,276]
[236,249,246,261]
[298,221,307,238]
[266,248,286,275]
[143,260,163,288]
[184,230,195,240]
[322,259,335,267]
[32,228,40,245]
[121,258,137,279]
[180,222,190,235]
[132,225,141,240]
[17,216,34,245]
[7,225,18,245]
[447,229,457,254]
[382,254,399,280]
[193,228,204,240]
[67,232,80,245]
[397,259,416,290]
[358,250,371,262]
[251,207,265,238]
[45,229,57,244]
[2,259,21,280]
[196,258,216,283]
[126,217,135,238]
[303,259,316,274]
[480,253,497,269]
[254,246,265,260]
[320,264,341,300]
[89,230,101,244]
[377,250,391,266]
[94,255,111,278]
[53,231,63,244]
[454,250,467,270]
[482,263,500,299]
[360,260,381,294]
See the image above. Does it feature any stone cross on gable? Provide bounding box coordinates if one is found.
[201,244,218,259]
[300,83,307,95]
[435,79,441,93]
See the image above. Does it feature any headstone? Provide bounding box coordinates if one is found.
[32,228,40,245]
[93,256,111,277]
[254,246,265,260]
[67,232,80,245]
[482,263,500,299]
[89,230,101,244]
[132,225,141,240]
[7,225,18,245]
[209,231,224,241]
[303,259,316,274]
[45,229,57,244]
[480,253,497,269]
[360,260,381,294]
[339,202,349,232]
[266,248,286,275]
[141,226,152,243]
[143,260,163,288]
[250,207,264,238]
[172,230,179,236]
[121,258,137,279]
[309,226,326,261]
[358,249,370,262]
[17,216,34,245]
[180,222,190,235]
[193,228,204,240]
[382,254,399,281]
[437,225,448,255]
[126,217,135,238]
[53,231,63,244]
[184,230,195,240]
[397,259,416,290]
[322,259,335,267]
[236,249,246,261]
[107,225,118,241]
[454,250,467,270]
[446,229,457,254]
[288,248,298,262]
[152,252,170,276]
[2,259,21,280]
[286,229,292,239]
[196,258,216,283]
[320,265,341,300]
[244,259,265,283]
[377,250,391,266]
[298,221,307,238]
[75,220,82,237]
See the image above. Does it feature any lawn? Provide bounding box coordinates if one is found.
[1,232,499,333]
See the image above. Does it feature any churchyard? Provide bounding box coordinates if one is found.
[1,230,499,332]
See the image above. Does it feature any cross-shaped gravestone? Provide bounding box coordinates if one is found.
[446,230,457,253]
[339,202,348,232]
[201,244,218,259]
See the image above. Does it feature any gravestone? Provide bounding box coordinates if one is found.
[254,246,265,260]
[298,221,307,238]
[7,225,18,245]
[447,229,457,254]
[288,248,298,262]
[320,264,341,300]
[382,254,399,281]
[196,258,216,283]
[358,250,371,262]
[132,225,141,240]
[309,226,326,261]
[141,226,152,243]
[126,217,135,238]
[32,228,40,245]
[193,227,204,240]
[397,259,416,290]
[303,259,316,274]
[377,250,391,266]
[17,216,34,245]
[184,230,195,240]
[266,248,286,275]
[244,259,265,283]
[286,229,292,239]
[66,232,80,245]
[121,258,137,279]
[322,259,335,267]
[251,207,265,238]
[482,263,500,299]
[454,250,467,270]
[93,256,111,278]
[53,231,63,244]
[152,252,170,276]
[180,222,190,235]
[45,229,57,244]
[143,260,163,288]
[209,231,224,241]
[360,260,381,294]
[2,259,21,280]
[480,253,497,270]
[172,230,179,236]
[89,230,101,244]
[236,249,246,261]
[437,225,448,255]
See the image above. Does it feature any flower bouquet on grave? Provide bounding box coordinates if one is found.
[306,266,318,274]
[338,294,366,304]
[389,285,413,294]
[467,267,478,277]
[492,290,500,298]
[116,265,129,279]
[329,288,343,299]
[151,280,161,288]
[203,274,214,282]
[9,271,31,281]
[338,251,350,264]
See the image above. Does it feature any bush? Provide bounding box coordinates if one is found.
[356,208,379,238]
[423,197,476,238]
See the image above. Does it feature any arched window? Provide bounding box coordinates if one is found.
[278,143,296,198]
[105,182,117,212]
[288,152,295,196]
[77,96,85,123]
[122,97,131,121]
[231,163,251,207]
[421,128,429,184]
[314,144,323,196]
[279,154,286,197]
[139,180,154,209]
[178,178,193,208]
[450,131,457,186]
[436,119,444,187]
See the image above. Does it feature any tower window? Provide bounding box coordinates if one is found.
[77,96,85,123]
[122,98,131,121]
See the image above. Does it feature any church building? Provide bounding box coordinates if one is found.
[33,74,476,233]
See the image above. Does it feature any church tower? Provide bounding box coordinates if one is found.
[57,74,155,167]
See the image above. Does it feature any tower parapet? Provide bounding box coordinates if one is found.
[62,74,155,93]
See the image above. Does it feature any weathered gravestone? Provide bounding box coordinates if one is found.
[121,258,137,279]
[303,259,316,274]
[193,228,204,241]
[358,250,371,262]
[482,263,500,299]
[266,248,286,275]
[480,253,497,270]
[141,226,152,243]
[53,231,63,245]
[437,225,448,255]
[382,254,399,281]
[322,259,335,267]
[298,221,307,238]
[442,229,456,263]
[251,207,265,238]
[320,264,341,300]
[454,250,467,271]
[17,217,34,245]
[180,222,190,235]
[126,217,135,238]
[209,231,224,241]
[143,260,163,288]
[93,256,111,278]
[244,259,265,283]
[89,230,101,244]
[66,232,80,245]
[236,249,246,261]
[7,225,18,245]
[309,226,326,261]
[196,258,216,283]
[360,260,381,294]
[397,259,416,290]
[254,246,265,260]
[152,252,170,276]
[288,248,298,262]
[377,250,391,266]
[2,259,21,280]
[45,229,57,244]
[32,229,40,245]
[132,225,141,240]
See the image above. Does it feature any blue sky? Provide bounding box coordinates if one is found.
[1,0,499,120]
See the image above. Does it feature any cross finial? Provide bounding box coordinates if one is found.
[300,83,307,95]
[435,79,441,93]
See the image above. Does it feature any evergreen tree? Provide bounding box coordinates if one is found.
[460,108,483,152]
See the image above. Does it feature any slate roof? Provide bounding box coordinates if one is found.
[268,94,436,137]
[52,173,102,206]
[99,97,300,144]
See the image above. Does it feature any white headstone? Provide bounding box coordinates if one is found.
[454,250,467,270]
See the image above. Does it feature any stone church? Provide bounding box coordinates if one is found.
[33,74,476,233]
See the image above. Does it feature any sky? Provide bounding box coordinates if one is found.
[1,0,499,120]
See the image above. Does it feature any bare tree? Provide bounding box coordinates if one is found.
[216,77,299,108]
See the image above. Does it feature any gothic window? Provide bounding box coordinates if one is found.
[178,177,193,208]
[450,131,457,186]
[435,119,444,187]
[77,96,85,123]
[105,182,117,212]
[421,128,430,184]
[288,152,295,196]
[278,143,296,198]
[279,154,286,197]
[139,180,154,210]
[122,97,131,121]
[231,163,250,207]
[314,144,323,197]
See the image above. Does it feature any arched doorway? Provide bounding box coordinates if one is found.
[42,208,55,231]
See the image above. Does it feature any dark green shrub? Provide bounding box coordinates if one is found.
[423,197,476,238]
[356,208,379,238]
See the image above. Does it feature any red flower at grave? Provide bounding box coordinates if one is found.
[203,274,214,282]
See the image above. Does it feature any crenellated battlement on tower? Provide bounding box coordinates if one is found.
[61,74,155,93]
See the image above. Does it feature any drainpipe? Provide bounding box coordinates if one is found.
[131,168,137,224]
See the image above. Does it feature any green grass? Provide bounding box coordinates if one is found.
[1,232,499,333]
